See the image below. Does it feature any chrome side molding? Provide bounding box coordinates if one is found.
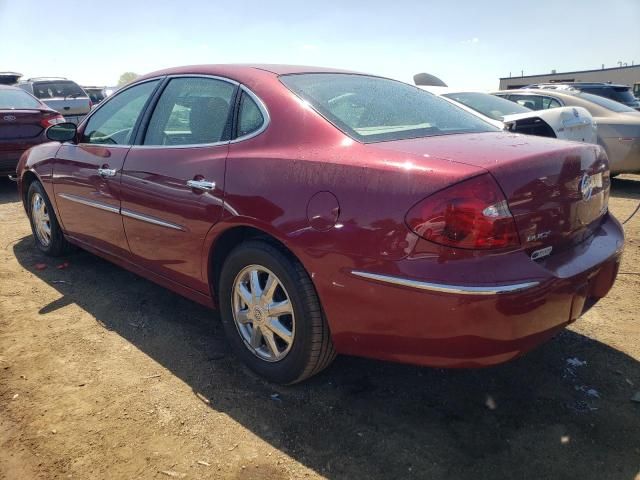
[57,193,185,231]
[57,193,120,214]
[351,270,539,295]
[121,208,185,231]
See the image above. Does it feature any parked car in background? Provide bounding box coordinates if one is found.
[83,86,108,105]
[494,89,640,174]
[525,82,640,110]
[424,88,597,143]
[0,72,22,85]
[0,85,64,176]
[17,77,91,124]
[17,65,623,384]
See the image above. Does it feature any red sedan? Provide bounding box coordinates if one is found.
[1,85,64,177]
[16,65,623,384]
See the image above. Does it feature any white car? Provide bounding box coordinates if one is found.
[419,87,597,144]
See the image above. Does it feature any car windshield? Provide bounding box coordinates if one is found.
[33,81,85,99]
[0,88,42,109]
[577,92,637,113]
[281,74,498,143]
[442,92,531,120]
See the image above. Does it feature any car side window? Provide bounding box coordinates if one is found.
[541,97,562,109]
[236,91,265,138]
[82,80,159,145]
[144,77,236,146]
[508,94,543,110]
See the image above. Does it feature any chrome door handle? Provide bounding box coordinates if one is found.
[187,179,216,191]
[98,168,117,177]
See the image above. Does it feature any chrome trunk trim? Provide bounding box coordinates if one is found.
[351,270,539,295]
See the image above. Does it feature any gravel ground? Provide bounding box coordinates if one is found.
[0,175,639,480]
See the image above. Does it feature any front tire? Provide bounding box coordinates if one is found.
[27,181,68,256]
[218,240,336,384]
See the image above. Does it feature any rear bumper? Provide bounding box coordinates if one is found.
[0,149,26,175]
[311,213,624,368]
[1,134,49,175]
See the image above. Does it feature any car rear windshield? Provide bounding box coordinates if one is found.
[577,92,637,113]
[281,74,498,143]
[442,91,531,120]
[582,86,637,104]
[0,88,42,109]
[32,81,86,99]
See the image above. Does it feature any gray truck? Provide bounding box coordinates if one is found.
[17,77,92,124]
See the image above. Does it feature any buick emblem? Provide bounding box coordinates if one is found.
[3,115,16,121]
[580,173,593,201]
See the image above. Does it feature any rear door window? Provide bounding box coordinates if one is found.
[511,95,561,110]
[541,97,562,109]
[144,77,236,146]
[236,91,265,138]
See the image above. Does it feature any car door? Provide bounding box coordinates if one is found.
[119,76,237,293]
[53,79,161,254]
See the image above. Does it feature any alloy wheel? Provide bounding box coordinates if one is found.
[31,192,51,247]
[231,265,295,362]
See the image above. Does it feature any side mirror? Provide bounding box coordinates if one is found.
[47,122,77,143]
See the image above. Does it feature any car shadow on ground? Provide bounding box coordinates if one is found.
[12,237,640,480]
[0,177,19,205]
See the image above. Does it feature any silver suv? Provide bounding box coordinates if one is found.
[17,77,91,124]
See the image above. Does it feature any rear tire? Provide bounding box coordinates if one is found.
[27,181,68,257]
[218,240,336,384]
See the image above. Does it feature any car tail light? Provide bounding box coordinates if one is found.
[40,114,66,128]
[405,174,520,250]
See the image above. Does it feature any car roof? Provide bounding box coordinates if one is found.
[528,82,629,88]
[0,84,23,91]
[494,89,578,98]
[136,64,365,84]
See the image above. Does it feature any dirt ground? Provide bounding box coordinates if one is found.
[0,175,639,480]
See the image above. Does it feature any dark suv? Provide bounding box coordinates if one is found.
[525,82,640,110]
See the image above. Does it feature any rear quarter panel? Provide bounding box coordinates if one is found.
[203,75,485,304]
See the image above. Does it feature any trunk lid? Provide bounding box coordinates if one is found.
[0,109,50,142]
[373,132,610,254]
[503,106,598,144]
[41,97,90,116]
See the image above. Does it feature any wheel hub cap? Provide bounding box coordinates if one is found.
[31,193,51,247]
[232,265,295,362]
[252,306,265,323]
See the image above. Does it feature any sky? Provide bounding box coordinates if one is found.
[1,0,638,90]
